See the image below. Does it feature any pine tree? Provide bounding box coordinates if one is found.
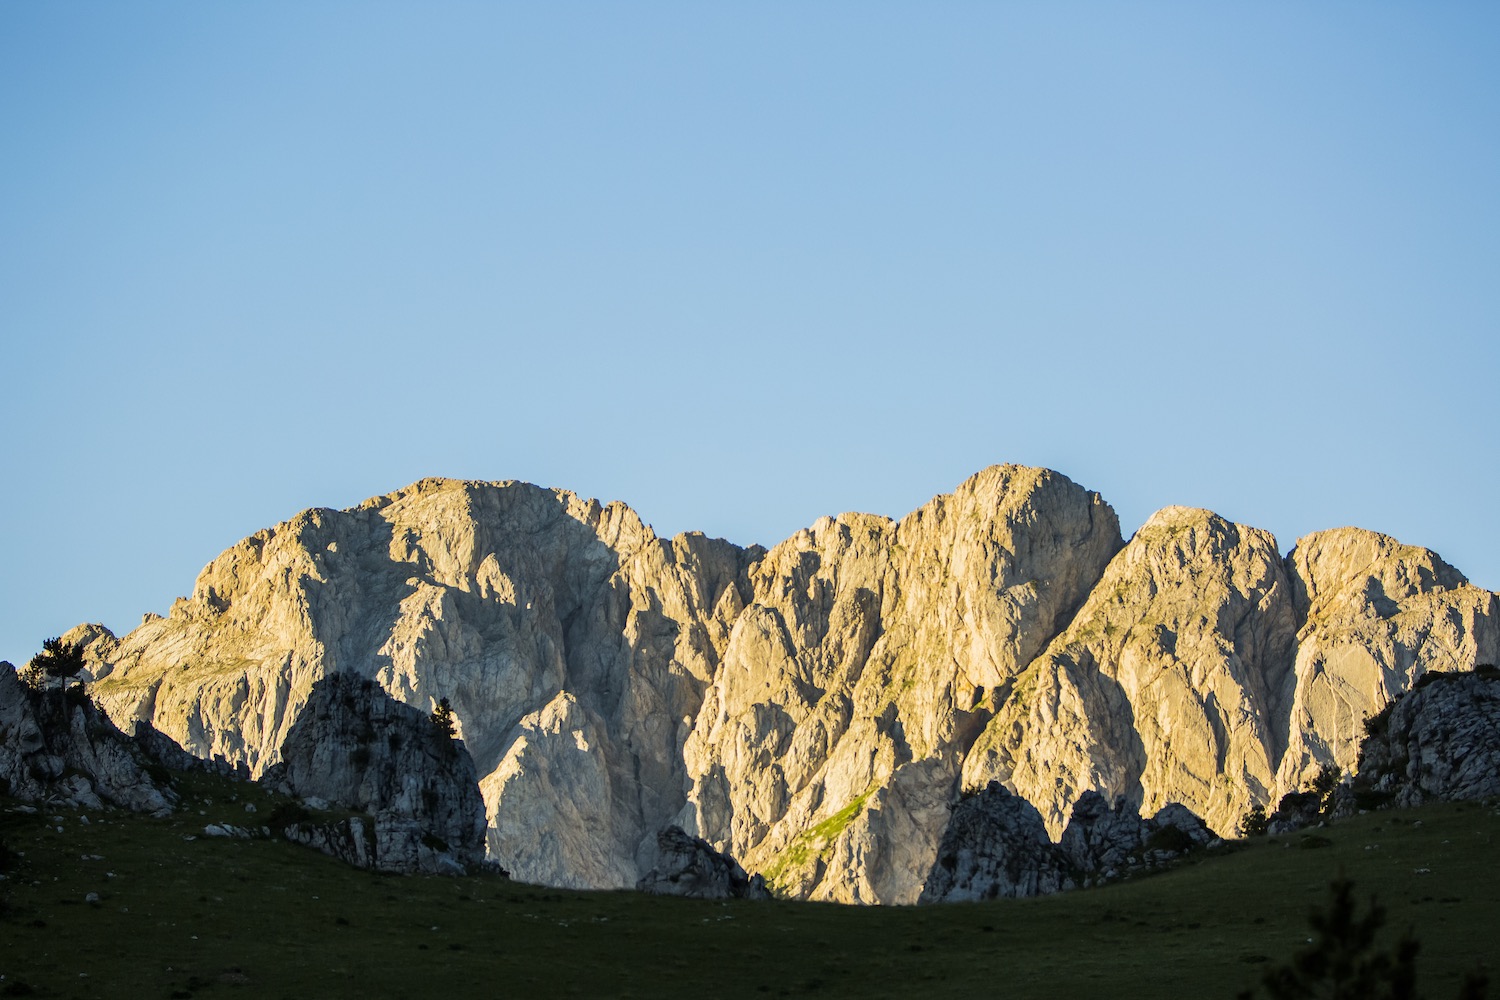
[1241,876,1487,1000]
[1238,803,1269,838]
[21,637,86,690]
[430,697,457,739]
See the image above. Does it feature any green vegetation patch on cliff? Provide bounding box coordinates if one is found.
[763,789,874,896]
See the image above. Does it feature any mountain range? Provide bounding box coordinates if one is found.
[65,465,1498,903]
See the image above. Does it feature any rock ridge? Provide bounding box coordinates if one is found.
[69,465,1499,902]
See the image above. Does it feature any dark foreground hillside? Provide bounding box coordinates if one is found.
[1,770,1495,1000]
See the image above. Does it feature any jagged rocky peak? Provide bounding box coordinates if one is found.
[680,465,1123,904]
[70,464,1500,903]
[80,474,761,890]
[81,477,681,774]
[1289,527,1470,616]
[963,504,1298,838]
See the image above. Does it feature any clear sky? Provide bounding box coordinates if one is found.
[3,3,1497,667]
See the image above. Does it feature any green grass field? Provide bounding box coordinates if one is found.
[2,772,1496,999]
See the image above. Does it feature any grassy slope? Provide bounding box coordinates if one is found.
[1,772,1496,1000]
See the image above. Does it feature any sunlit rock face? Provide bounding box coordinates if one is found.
[679,465,1122,903]
[75,466,1499,902]
[81,478,756,890]
[961,506,1299,838]
[1274,528,1499,798]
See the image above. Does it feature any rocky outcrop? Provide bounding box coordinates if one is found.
[72,465,1500,902]
[261,672,486,873]
[636,825,769,899]
[919,784,1218,903]
[1058,792,1216,876]
[1057,791,1152,875]
[1356,668,1500,806]
[918,783,1071,901]
[0,665,175,813]
[1276,530,1499,797]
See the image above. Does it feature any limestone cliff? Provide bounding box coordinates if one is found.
[1275,529,1499,796]
[957,509,1499,840]
[961,506,1298,837]
[81,479,753,890]
[72,465,1499,902]
[679,465,1121,903]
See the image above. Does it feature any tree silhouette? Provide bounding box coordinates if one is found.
[1309,764,1343,810]
[1237,803,1269,838]
[21,637,86,690]
[1240,876,1488,1000]
[430,697,457,739]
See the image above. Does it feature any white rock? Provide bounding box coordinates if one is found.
[69,467,1499,902]
[1275,528,1499,797]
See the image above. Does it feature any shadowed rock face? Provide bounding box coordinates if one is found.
[0,666,176,814]
[262,672,486,874]
[1357,668,1500,807]
[918,785,1219,904]
[918,783,1069,902]
[73,466,1500,902]
[636,826,769,900]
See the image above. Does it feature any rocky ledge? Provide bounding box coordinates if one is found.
[1357,667,1500,808]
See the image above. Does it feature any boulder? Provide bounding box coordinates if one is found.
[636,826,769,900]
[918,783,1071,902]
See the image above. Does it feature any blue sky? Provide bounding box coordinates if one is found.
[2,3,1497,667]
